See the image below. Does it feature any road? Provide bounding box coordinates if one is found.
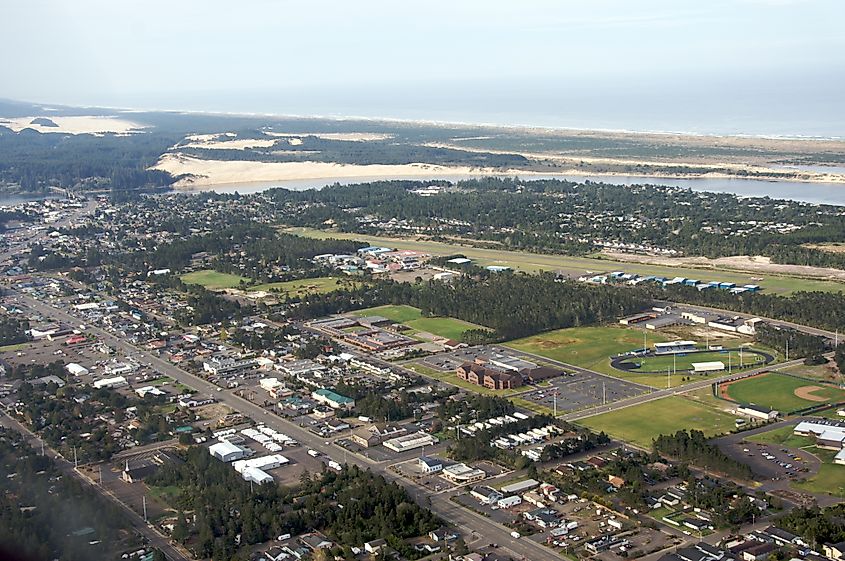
[13,292,560,560]
[0,411,190,561]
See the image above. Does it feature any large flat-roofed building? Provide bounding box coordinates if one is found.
[311,388,355,410]
[500,478,540,495]
[203,356,257,376]
[653,341,697,355]
[93,376,128,389]
[209,440,248,462]
[441,463,486,484]
[383,431,438,452]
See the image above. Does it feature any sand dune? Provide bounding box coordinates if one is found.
[152,153,510,187]
[0,115,147,135]
[264,131,393,142]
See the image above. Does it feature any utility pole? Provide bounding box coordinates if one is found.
[740,346,744,368]
[553,392,557,417]
[729,352,732,374]
[786,340,790,362]
[73,447,78,469]
[602,383,606,406]
[98,465,102,485]
[667,367,671,389]
[143,496,147,522]
[41,440,44,456]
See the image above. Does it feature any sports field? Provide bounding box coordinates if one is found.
[351,304,422,323]
[625,349,769,373]
[578,396,737,448]
[249,276,353,295]
[180,269,249,290]
[505,326,678,387]
[351,305,486,339]
[724,372,845,413]
[286,227,845,295]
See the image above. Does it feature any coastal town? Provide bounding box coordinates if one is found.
[0,189,843,561]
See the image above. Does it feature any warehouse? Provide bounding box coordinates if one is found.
[92,376,127,389]
[209,440,248,462]
[383,431,438,452]
[736,403,779,421]
[311,388,355,410]
[65,362,89,376]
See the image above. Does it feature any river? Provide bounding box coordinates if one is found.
[192,173,845,206]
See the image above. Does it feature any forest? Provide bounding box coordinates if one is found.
[267,177,845,268]
[290,272,650,341]
[147,448,440,561]
[0,126,176,192]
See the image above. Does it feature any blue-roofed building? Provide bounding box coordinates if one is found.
[719,282,736,289]
[311,388,355,410]
[486,265,511,273]
[683,279,699,286]
[743,284,761,292]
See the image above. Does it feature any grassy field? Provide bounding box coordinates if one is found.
[746,425,812,448]
[180,269,249,290]
[578,396,738,448]
[725,372,845,413]
[405,317,486,340]
[0,342,29,353]
[794,448,845,498]
[286,227,845,295]
[351,304,486,339]
[505,326,681,387]
[351,304,423,323]
[249,276,353,296]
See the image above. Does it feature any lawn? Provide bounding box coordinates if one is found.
[577,396,737,448]
[505,326,678,387]
[351,304,422,323]
[249,276,353,295]
[794,448,845,498]
[745,425,813,449]
[725,372,845,413]
[180,269,249,290]
[286,227,845,295]
[0,342,29,353]
[351,305,486,339]
[405,316,487,340]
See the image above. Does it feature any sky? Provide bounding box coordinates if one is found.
[3,0,845,136]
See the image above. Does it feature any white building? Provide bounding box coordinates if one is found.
[419,456,443,474]
[736,404,779,421]
[440,463,486,484]
[209,441,248,462]
[65,363,89,376]
[92,376,127,389]
[691,361,725,373]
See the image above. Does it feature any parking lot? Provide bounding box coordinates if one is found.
[517,372,644,413]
